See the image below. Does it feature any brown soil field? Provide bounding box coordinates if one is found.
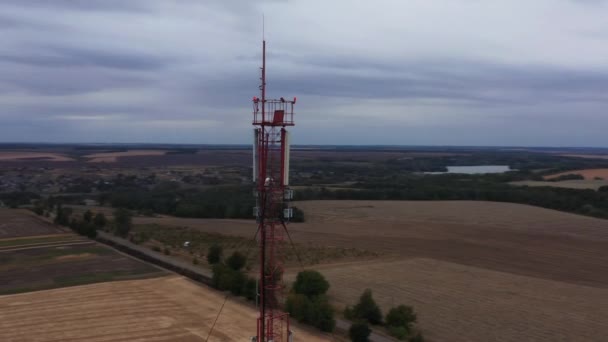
[138,201,608,341]
[0,209,68,238]
[0,151,74,161]
[84,149,168,162]
[0,276,331,342]
[544,168,608,180]
[313,258,608,342]
[510,179,608,190]
[0,239,165,295]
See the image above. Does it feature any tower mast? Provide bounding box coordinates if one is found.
[251,39,296,342]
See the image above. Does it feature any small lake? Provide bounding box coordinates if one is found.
[426,165,513,175]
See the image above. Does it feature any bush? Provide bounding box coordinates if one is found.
[293,270,330,297]
[386,305,417,328]
[352,289,383,325]
[192,257,199,265]
[349,322,371,342]
[207,244,223,264]
[387,325,409,340]
[226,251,247,271]
[599,185,608,193]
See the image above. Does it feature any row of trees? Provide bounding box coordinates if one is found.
[295,174,608,219]
[346,289,424,342]
[52,206,106,238]
[209,245,257,301]
[103,184,305,222]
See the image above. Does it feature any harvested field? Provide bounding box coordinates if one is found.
[0,151,73,161]
[0,209,68,238]
[0,276,330,342]
[139,201,608,341]
[544,168,608,180]
[0,209,165,295]
[0,240,164,295]
[84,149,168,162]
[510,179,608,190]
[314,258,608,342]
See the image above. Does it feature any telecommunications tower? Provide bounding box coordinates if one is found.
[251,39,296,342]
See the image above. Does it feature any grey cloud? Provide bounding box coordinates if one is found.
[0,0,152,12]
[0,0,606,146]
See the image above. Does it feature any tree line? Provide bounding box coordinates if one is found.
[295,173,608,219]
[102,184,305,221]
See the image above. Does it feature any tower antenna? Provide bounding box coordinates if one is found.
[250,35,297,342]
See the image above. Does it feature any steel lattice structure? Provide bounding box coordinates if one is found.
[251,40,296,342]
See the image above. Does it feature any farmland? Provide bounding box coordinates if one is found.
[0,276,330,342]
[4,144,608,341]
[0,209,165,295]
[0,151,74,161]
[0,209,69,238]
[141,200,608,341]
[84,149,169,163]
[544,168,608,180]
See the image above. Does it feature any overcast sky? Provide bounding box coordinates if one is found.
[1,0,607,146]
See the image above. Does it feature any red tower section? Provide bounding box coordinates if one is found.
[251,40,296,342]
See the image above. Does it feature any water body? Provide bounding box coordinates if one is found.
[427,165,513,175]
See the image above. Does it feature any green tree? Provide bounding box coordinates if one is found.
[83,210,93,223]
[54,205,73,226]
[211,263,232,290]
[243,277,257,301]
[32,203,44,216]
[292,270,330,297]
[207,244,223,264]
[349,322,371,342]
[286,294,312,322]
[113,208,132,237]
[226,251,247,271]
[84,223,97,239]
[386,305,417,329]
[93,212,107,227]
[352,289,383,325]
[285,270,335,332]
[311,297,336,332]
[230,270,246,296]
[409,333,425,342]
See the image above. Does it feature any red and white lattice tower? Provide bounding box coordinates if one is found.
[251,40,296,342]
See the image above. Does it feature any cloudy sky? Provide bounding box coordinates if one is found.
[1,0,607,146]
